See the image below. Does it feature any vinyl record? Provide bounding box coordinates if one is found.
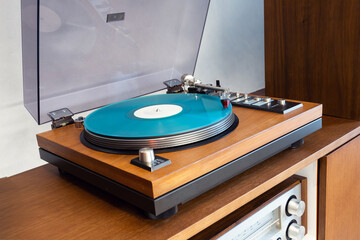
[83,93,236,150]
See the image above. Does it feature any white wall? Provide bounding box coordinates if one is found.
[195,0,265,93]
[0,0,265,177]
[0,0,49,177]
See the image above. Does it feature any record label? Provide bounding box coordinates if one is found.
[134,104,183,119]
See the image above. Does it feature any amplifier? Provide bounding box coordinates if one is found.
[191,176,307,240]
[217,182,306,240]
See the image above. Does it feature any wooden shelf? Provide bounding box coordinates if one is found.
[1,116,360,239]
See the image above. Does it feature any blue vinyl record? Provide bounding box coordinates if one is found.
[84,93,232,138]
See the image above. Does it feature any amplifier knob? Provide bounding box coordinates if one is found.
[139,148,155,168]
[287,221,305,240]
[286,197,306,217]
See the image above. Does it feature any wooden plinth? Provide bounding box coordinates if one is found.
[37,101,322,198]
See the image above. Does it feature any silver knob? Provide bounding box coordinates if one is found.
[264,97,272,103]
[254,97,262,101]
[236,92,240,98]
[139,148,155,168]
[243,93,248,99]
[287,198,306,217]
[278,98,286,105]
[287,222,305,240]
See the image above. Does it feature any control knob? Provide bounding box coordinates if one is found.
[287,221,305,240]
[264,97,272,103]
[278,98,286,105]
[138,148,155,168]
[286,197,306,217]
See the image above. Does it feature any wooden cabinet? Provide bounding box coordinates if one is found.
[318,135,360,239]
[264,0,360,121]
[264,2,360,237]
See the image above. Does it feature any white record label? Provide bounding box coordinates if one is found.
[134,104,183,119]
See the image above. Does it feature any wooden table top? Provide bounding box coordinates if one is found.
[1,116,360,240]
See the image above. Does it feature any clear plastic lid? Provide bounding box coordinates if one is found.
[22,0,210,124]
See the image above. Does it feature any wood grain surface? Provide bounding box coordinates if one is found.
[265,0,360,120]
[37,102,322,198]
[1,116,360,240]
[318,135,360,239]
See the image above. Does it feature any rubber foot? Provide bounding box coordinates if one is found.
[290,139,305,149]
[144,206,178,219]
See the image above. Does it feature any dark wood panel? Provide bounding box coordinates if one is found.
[265,0,360,120]
[318,135,360,239]
[1,116,360,239]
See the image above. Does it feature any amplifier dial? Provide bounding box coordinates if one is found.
[286,196,306,217]
[287,221,305,240]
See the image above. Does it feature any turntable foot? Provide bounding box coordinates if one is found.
[290,138,305,149]
[58,168,70,177]
[144,206,178,219]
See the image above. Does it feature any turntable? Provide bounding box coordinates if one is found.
[21,0,322,219]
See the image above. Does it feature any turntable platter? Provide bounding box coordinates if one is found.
[83,93,236,150]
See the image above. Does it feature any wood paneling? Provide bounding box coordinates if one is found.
[1,116,360,239]
[37,102,321,198]
[318,135,360,239]
[265,0,360,120]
